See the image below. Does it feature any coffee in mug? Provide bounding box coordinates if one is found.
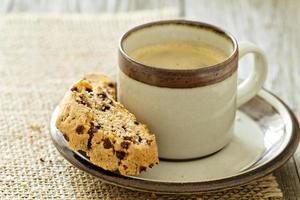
[130,42,227,69]
[118,20,268,160]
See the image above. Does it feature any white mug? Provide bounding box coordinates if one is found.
[118,20,268,160]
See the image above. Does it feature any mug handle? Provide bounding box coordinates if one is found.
[237,42,268,107]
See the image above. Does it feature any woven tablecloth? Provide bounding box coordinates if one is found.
[0,9,283,199]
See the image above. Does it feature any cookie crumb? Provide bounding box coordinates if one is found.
[235,115,241,121]
[28,123,42,132]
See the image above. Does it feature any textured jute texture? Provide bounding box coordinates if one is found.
[0,10,283,199]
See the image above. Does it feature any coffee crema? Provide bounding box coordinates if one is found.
[130,42,227,69]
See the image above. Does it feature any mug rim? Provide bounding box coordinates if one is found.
[118,19,239,88]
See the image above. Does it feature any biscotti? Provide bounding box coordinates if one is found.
[56,73,159,175]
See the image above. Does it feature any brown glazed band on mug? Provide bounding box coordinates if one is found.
[118,20,239,88]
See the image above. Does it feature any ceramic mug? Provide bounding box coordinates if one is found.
[118,20,268,160]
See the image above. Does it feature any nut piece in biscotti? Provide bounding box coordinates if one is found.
[56,74,159,176]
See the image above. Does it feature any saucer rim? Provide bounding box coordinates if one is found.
[50,89,300,194]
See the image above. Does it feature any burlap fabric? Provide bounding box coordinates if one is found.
[0,10,283,199]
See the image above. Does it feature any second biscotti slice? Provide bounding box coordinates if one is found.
[56,74,159,176]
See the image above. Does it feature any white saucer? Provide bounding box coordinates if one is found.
[138,111,265,182]
[50,89,299,193]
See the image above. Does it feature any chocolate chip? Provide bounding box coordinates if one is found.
[78,150,89,158]
[88,126,98,135]
[76,99,84,105]
[108,83,115,87]
[101,105,110,111]
[95,124,101,129]
[86,88,93,93]
[121,141,130,149]
[134,121,139,125]
[86,102,92,107]
[123,136,132,141]
[140,166,147,173]
[138,135,142,142]
[75,125,84,134]
[116,151,126,160]
[121,125,126,131]
[87,137,93,149]
[146,140,152,145]
[97,93,107,98]
[87,128,94,149]
[63,134,69,142]
[123,165,128,170]
[103,138,113,149]
[71,87,78,92]
[149,164,154,168]
[76,99,91,107]
[90,122,101,129]
[39,158,45,162]
[113,169,120,175]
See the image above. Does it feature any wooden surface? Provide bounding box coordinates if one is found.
[1,0,299,199]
